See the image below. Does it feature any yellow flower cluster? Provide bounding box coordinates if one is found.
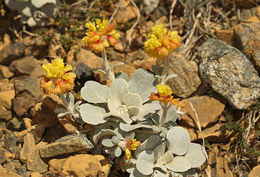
[40,58,76,95]
[82,18,120,51]
[144,24,181,59]
[125,138,141,160]
[150,84,185,108]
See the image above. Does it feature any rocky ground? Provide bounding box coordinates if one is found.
[0,0,259,176]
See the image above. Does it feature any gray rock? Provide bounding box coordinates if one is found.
[13,78,42,116]
[38,134,94,158]
[7,117,22,130]
[0,106,12,121]
[235,21,260,72]
[198,39,260,109]
[14,78,41,99]
[3,132,18,154]
[9,56,39,75]
[75,62,94,86]
[13,91,37,116]
[0,42,25,65]
[27,148,48,173]
[164,54,201,98]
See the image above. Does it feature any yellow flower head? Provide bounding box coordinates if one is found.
[124,138,141,160]
[150,84,185,108]
[144,24,181,59]
[82,18,120,52]
[40,58,76,95]
[156,84,173,97]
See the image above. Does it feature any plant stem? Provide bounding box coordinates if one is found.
[160,56,169,84]
[101,48,115,81]
[159,103,170,127]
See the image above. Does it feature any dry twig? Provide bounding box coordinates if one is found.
[169,0,178,30]
[126,0,141,51]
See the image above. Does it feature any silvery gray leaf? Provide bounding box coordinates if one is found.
[166,156,191,172]
[119,123,153,132]
[130,168,149,177]
[185,143,207,168]
[122,93,142,108]
[81,81,109,103]
[109,78,129,102]
[128,106,140,117]
[116,72,130,82]
[57,111,70,118]
[167,126,190,155]
[156,151,174,164]
[114,146,122,157]
[79,103,106,125]
[111,136,121,144]
[160,104,178,125]
[136,150,155,175]
[164,73,178,83]
[128,69,157,103]
[31,0,56,8]
[22,6,32,17]
[153,142,167,160]
[132,102,161,122]
[93,129,117,144]
[136,135,162,157]
[102,139,114,147]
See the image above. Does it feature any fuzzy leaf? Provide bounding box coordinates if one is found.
[107,97,121,113]
[164,73,178,83]
[160,104,178,124]
[128,106,140,117]
[111,136,121,144]
[116,72,130,82]
[93,129,116,144]
[79,103,106,125]
[102,139,114,147]
[128,69,157,103]
[132,102,161,122]
[153,142,166,160]
[122,93,142,108]
[153,163,167,173]
[185,143,207,168]
[130,168,149,177]
[81,81,109,103]
[114,146,122,157]
[119,123,153,132]
[166,156,191,172]
[109,78,129,102]
[136,150,155,175]
[167,126,190,155]
[31,0,56,8]
[136,135,162,157]
[156,150,174,164]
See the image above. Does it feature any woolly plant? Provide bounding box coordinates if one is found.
[4,0,57,26]
[127,127,207,177]
[39,19,207,177]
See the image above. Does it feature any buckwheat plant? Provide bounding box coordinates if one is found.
[40,22,207,177]
[40,58,81,122]
[82,18,121,80]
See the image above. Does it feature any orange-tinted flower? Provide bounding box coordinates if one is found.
[82,18,120,52]
[124,138,141,160]
[144,24,181,59]
[40,58,76,95]
[150,84,185,108]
